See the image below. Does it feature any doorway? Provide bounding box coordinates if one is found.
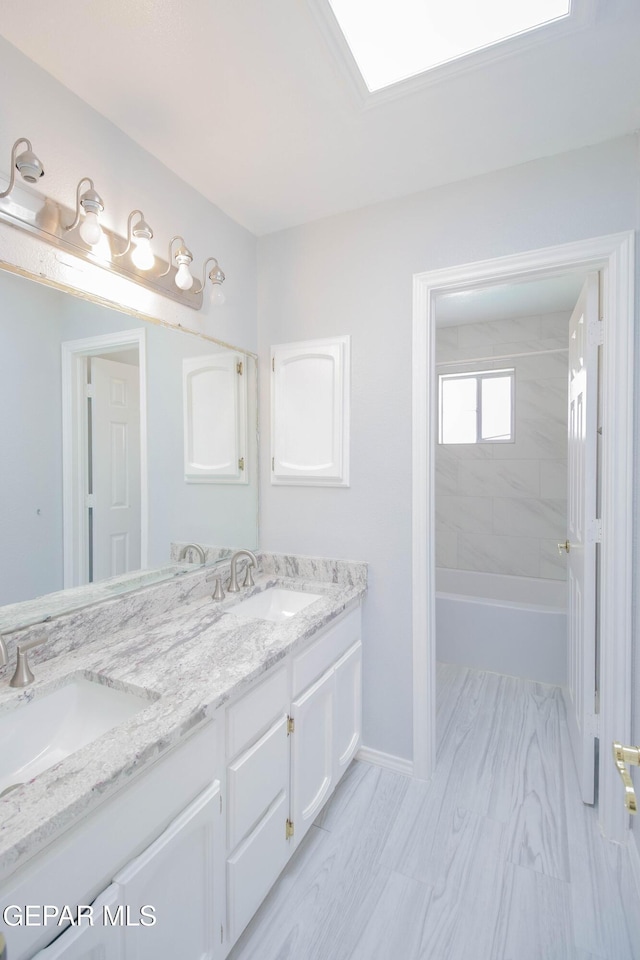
[412,232,634,842]
[61,329,148,588]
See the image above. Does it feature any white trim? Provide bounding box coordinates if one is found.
[356,746,414,778]
[308,0,595,108]
[412,232,634,840]
[62,329,148,588]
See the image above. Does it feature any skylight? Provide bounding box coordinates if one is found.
[327,0,572,92]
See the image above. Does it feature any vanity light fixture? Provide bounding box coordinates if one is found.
[0,132,225,311]
[158,236,195,291]
[0,137,45,198]
[66,177,105,246]
[194,257,226,306]
[114,209,155,271]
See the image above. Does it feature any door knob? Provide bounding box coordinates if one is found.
[557,540,571,555]
[612,741,640,814]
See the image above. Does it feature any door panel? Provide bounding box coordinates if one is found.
[114,782,219,960]
[91,357,141,581]
[290,669,334,847]
[566,272,599,804]
[334,642,362,778]
[34,885,124,959]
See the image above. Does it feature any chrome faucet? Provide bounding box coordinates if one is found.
[0,635,7,669]
[178,543,206,564]
[10,637,46,687]
[228,549,258,593]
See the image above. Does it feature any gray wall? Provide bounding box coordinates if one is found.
[257,134,640,764]
[0,272,65,602]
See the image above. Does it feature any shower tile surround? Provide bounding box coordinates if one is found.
[436,312,569,581]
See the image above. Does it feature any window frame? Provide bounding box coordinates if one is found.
[438,367,515,445]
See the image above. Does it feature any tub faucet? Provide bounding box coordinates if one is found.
[178,543,206,564]
[228,549,258,593]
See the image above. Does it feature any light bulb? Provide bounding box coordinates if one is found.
[79,210,102,246]
[175,261,194,291]
[210,284,226,306]
[131,236,155,271]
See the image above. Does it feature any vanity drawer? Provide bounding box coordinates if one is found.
[292,606,361,698]
[227,714,289,850]
[226,666,288,758]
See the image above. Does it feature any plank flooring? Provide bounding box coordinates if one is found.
[228,664,638,960]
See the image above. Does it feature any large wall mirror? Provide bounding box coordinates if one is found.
[0,265,258,622]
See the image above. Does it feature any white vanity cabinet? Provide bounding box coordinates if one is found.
[34,885,124,959]
[224,668,290,944]
[2,721,221,960]
[290,669,335,845]
[289,606,362,850]
[223,604,362,954]
[34,782,222,960]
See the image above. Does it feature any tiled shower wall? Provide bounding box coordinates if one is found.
[435,312,570,581]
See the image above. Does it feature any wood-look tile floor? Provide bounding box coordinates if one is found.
[229,664,639,960]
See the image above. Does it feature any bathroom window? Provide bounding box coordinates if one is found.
[438,368,514,444]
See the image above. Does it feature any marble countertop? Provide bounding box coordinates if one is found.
[0,568,365,880]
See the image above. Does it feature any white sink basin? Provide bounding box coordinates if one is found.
[0,677,151,796]
[228,587,322,622]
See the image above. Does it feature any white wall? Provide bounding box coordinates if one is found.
[257,134,640,762]
[436,312,570,581]
[0,36,257,351]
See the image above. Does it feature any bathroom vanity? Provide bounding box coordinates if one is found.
[0,555,366,959]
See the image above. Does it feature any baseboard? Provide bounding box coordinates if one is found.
[356,746,414,777]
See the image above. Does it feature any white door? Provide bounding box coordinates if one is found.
[34,885,124,959]
[290,668,334,848]
[566,272,600,804]
[114,782,219,960]
[91,357,141,582]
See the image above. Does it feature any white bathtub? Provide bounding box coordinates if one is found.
[436,569,567,685]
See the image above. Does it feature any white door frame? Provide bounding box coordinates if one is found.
[61,328,148,587]
[412,232,634,842]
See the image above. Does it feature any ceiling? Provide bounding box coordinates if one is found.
[435,273,587,325]
[1,0,639,236]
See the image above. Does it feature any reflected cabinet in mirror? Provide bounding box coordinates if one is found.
[0,266,258,617]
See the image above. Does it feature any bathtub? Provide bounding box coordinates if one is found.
[436,569,567,685]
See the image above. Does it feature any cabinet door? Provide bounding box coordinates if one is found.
[34,885,124,959]
[271,336,350,486]
[334,641,362,781]
[114,782,220,960]
[290,668,334,848]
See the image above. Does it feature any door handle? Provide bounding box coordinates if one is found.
[612,741,640,814]
[557,540,571,554]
